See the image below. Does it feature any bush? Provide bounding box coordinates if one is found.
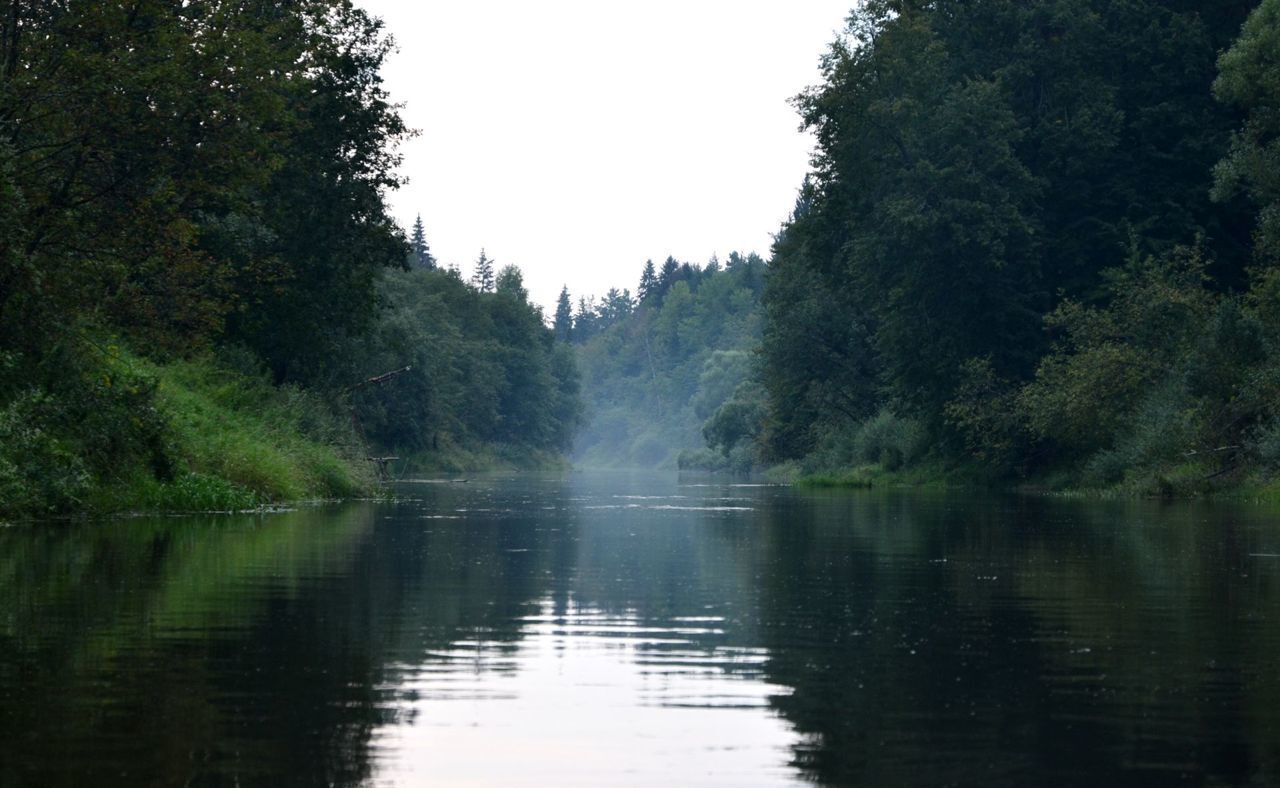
[0,391,92,515]
[853,409,926,470]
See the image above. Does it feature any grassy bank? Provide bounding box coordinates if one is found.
[400,442,570,476]
[784,458,1280,503]
[0,344,373,519]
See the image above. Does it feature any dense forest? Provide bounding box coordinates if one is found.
[667,0,1280,495]
[5,0,1280,516]
[567,253,765,469]
[0,1,578,517]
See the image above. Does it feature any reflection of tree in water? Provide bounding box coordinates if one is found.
[749,491,1280,787]
[6,481,1280,786]
[0,482,577,787]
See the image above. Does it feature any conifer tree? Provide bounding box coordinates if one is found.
[471,249,495,292]
[638,260,658,301]
[554,286,573,342]
[656,256,681,302]
[574,296,598,341]
[410,214,436,269]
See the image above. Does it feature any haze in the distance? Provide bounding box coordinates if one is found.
[358,0,852,310]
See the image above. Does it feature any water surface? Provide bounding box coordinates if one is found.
[3,473,1280,786]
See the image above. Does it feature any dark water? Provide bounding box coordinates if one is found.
[3,473,1280,786]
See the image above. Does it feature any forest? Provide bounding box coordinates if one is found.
[5,0,1280,516]
[567,253,765,469]
[620,0,1280,496]
[0,1,578,517]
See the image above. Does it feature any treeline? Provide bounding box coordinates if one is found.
[344,265,580,470]
[0,2,577,516]
[737,0,1280,493]
[569,253,765,468]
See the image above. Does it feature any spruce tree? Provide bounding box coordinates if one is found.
[410,214,436,269]
[656,256,680,302]
[554,286,573,342]
[638,259,658,301]
[471,249,495,292]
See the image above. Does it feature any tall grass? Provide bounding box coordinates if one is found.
[1,343,372,518]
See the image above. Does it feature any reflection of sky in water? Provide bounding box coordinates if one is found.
[8,473,1280,786]
[372,598,798,786]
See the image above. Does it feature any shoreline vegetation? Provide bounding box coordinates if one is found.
[584,0,1280,503]
[8,1,1280,517]
[0,4,577,521]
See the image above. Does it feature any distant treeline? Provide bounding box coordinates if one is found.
[754,0,1280,492]
[567,253,765,468]
[0,2,578,516]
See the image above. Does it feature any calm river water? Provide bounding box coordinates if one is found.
[3,472,1280,786]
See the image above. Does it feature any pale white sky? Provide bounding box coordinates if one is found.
[358,1,853,311]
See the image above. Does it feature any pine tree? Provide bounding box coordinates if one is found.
[574,296,598,342]
[554,286,573,342]
[638,259,658,301]
[410,214,436,269]
[655,256,680,302]
[471,249,495,292]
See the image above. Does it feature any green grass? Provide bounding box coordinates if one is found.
[0,346,375,518]
[404,440,570,475]
[790,460,996,491]
[100,357,371,512]
[152,359,367,502]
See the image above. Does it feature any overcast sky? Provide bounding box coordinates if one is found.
[357,1,853,311]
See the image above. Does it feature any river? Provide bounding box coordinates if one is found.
[2,472,1279,786]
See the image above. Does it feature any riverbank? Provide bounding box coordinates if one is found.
[0,347,373,520]
[0,342,580,520]
[784,460,1280,503]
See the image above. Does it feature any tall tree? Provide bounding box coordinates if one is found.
[760,0,1255,459]
[655,257,680,303]
[410,214,436,269]
[471,249,495,293]
[638,259,658,302]
[554,286,573,342]
[574,296,598,342]
[1213,0,1280,265]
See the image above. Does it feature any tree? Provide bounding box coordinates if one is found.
[655,257,681,303]
[554,286,573,342]
[573,296,598,342]
[410,214,436,269]
[471,249,495,293]
[638,260,658,301]
[1213,0,1280,265]
[495,265,527,301]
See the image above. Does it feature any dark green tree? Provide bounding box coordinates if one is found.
[573,296,598,342]
[655,257,680,303]
[496,265,527,300]
[471,249,496,293]
[554,286,574,342]
[410,214,436,269]
[638,259,658,301]
[1213,0,1280,265]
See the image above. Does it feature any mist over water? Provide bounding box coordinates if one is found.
[3,473,1280,786]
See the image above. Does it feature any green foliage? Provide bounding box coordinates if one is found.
[0,2,409,379]
[574,254,765,468]
[1019,248,1214,457]
[0,5,583,516]
[1213,0,1280,263]
[410,215,436,270]
[758,0,1259,488]
[554,287,574,342]
[703,397,765,457]
[343,268,580,467]
[0,343,367,519]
